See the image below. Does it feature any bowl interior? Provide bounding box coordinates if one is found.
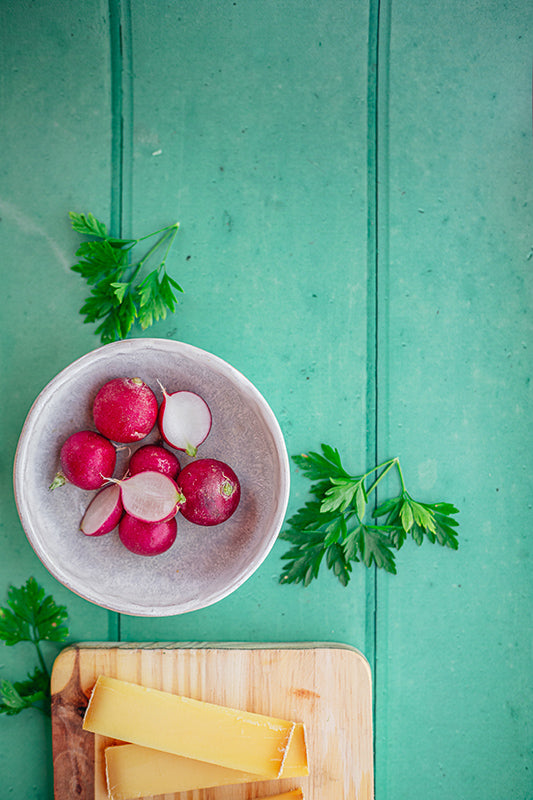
[14,339,289,616]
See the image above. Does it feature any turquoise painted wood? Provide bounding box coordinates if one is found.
[118,0,373,646]
[375,3,533,797]
[0,1,114,794]
[0,1,531,798]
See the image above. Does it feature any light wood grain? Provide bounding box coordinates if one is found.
[51,643,373,800]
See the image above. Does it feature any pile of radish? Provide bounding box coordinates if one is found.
[50,377,241,556]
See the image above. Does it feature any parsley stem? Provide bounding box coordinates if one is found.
[365,457,400,496]
[158,223,180,271]
[127,225,178,283]
[33,638,49,680]
[138,226,177,267]
[396,461,407,493]
[71,212,184,343]
[133,221,180,244]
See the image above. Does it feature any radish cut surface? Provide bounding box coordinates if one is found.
[80,484,123,536]
[158,388,212,457]
[119,471,183,522]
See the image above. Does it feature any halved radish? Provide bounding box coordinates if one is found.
[112,471,185,522]
[178,458,241,526]
[157,382,211,457]
[80,483,123,536]
[119,514,177,556]
[128,444,181,480]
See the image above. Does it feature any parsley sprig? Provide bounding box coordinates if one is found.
[69,212,183,343]
[279,445,459,586]
[0,578,68,716]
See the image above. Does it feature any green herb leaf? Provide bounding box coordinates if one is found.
[136,269,175,330]
[111,282,129,304]
[389,524,407,550]
[292,445,350,482]
[373,496,402,519]
[400,500,414,533]
[325,543,352,585]
[0,679,30,715]
[0,579,69,718]
[342,524,397,573]
[69,211,108,238]
[355,482,367,519]
[69,213,182,343]
[408,499,460,549]
[279,448,459,585]
[279,529,329,586]
[0,668,49,716]
[0,577,68,646]
[321,478,359,514]
[358,526,397,572]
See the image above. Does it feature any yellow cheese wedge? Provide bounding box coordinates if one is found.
[83,675,295,778]
[258,790,304,800]
[105,746,260,799]
[104,724,308,799]
[281,722,309,777]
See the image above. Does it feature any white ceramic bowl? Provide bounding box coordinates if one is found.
[13,339,290,616]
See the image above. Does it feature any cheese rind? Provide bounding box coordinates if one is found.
[83,675,294,778]
[104,724,308,799]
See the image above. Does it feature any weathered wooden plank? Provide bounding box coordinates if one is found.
[0,1,114,796]
[375,1,533,797]
[118,1,374,650]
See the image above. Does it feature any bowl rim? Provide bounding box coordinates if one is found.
[13,338,290,616]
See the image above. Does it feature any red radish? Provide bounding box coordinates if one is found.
[93,377,158,443]
[178,458,240,526]
[50,430,116,491]
[128,444,181,480]
[80,483,123,536]
[157,382,212,457]
[112,470,184,522]
[119,514,177,556]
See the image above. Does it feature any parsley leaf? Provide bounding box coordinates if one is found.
[0,669,49,716]
[69,211,109,238]
[0,577,68,645]
[293,445,350,482]
[279,446,459,586]
[69,212,182,343]
[0,578,69,716]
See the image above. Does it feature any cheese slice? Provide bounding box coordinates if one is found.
[104,723,308,799]
[280,722,309,777]
[83,675,295,778]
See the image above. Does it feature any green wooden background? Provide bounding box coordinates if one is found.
[1,1,531,797]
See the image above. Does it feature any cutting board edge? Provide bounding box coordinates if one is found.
[55,639,366,650]
[51,640,371,693]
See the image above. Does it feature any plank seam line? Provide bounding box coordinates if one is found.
[366,0,391,788]
[370,0,392,793]
[108,0,132,641]
[109,0,123,236]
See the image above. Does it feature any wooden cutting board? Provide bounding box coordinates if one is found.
[51,643,373,800]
